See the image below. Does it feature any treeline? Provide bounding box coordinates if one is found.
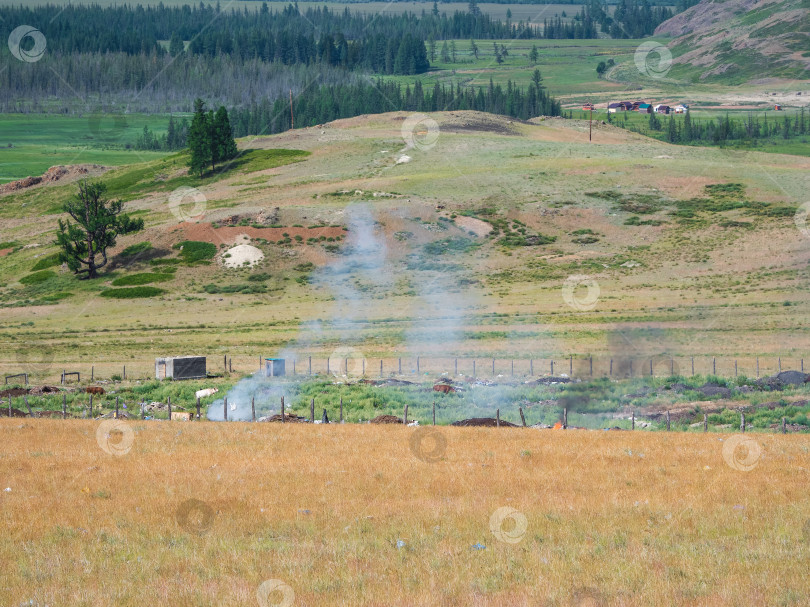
[621,109,810,146]
[135,116,189,152]
[227,76,562,137]
[586,0,689,38]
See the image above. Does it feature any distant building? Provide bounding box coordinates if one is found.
[654,104,671,114]
[607,102,623,113]
[637,103,653,113]
[774,104,783,111]
[673,104,689,114]
[582,103,595,111]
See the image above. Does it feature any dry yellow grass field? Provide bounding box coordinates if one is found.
[2,419,808,606]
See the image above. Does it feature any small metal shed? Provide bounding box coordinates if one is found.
[156,356,207,380]
[265,358,286,377]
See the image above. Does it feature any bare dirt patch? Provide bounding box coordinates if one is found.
[0,164,109,196]
[175,222,344,246]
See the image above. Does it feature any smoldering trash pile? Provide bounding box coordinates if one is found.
[451,417,520,428]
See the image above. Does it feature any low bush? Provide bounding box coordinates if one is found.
[100,286,165,298]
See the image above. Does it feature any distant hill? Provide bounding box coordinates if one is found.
[655,0,810,83]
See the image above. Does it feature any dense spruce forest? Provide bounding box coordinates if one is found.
[622,109,810,146]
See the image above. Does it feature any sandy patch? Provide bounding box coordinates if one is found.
[454,215,493,237]
[222,241,264,268]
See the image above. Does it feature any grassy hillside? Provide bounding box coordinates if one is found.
[655,0,810,83]
[1,111,809,377]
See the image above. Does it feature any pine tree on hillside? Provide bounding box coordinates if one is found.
[188,98,212,177]
[212,106,238,165]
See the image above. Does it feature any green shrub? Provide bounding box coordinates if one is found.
[31,253,61,271]
[20,270,56,284]
[39,292,73,302]
[111,273,174,286]
[173,241,216,263]
[100,286,165,298]
[119,242,152,257]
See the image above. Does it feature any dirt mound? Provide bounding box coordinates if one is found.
[0,388,29,397]
[756,371,810,391]
[451,417,520,428]
[0,164,108,195]
[698,383,732,398]
[260,413,308,423]
[30,385,60,395]
[0,407,28,417]
[370,414,404,424]
[222,243,264,268]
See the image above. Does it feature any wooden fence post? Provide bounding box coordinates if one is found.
[563,407,567,429]
[778,357,781,373]
[91,366,94,382]
[116,396,119,419]
[345,358,348,375]
[197,397,201,421]
[473,360,476,376]
[782,417,786,434]
[224,355,227,370]
[141,400,145,420]
[251,397,255,422]
[691,357,694,376]
[380,359,383,377]
[519,407,526,427]
[398,358,402,374]
[530,359,533,375]
[123,365,126,380]
[309,356,312,376]
[496,408,500,428]
[670,358,674,376]
[259,357,262,371]
[511,360,514,377]
[224,397,227,421]
[310,398,314,423]
[63,394,67,419]
[339,397,343,423]
[609,359,613,376]
[590,356,593,376]
[167,396,171,419]
[740,412,745,433]
[629,359,633,377]
[713,357,716,375]
[569,355,573,376]
[417,356,420,374]
[492,358,495,375]
[403,404,409,425]
[650,358,653,376]
[756,357,759,378]
[455,358,458,375]
[802,359,805,373]
[551,360,554,376]
[229,357,232,373]
[704,413,707,432]
[281,396,286,423]
[293,359,296,375]
[89,394,93,418]
[432,401,436,426]
[666,410,670,432]
[327,358,330,374]
[735,360,738,377]
[632,411,635,430]
[362,358,365,376]
[24,395,32,416]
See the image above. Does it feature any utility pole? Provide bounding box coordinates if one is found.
[589,106,593,141]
